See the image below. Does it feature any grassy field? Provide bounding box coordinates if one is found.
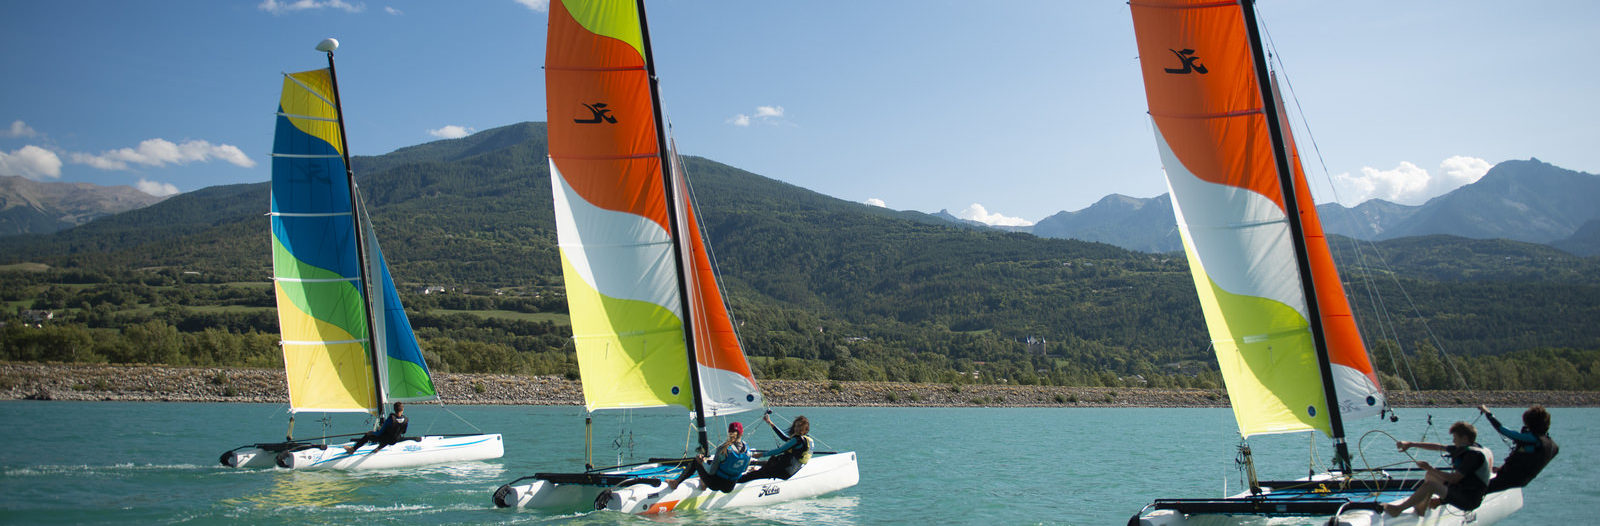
[428,309,570,325]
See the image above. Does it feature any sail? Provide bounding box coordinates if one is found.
[1130,0,1382,437]
[360,203,438,402]
[271,68,377,413]
[546,0,761,415]
[670,140,762,416]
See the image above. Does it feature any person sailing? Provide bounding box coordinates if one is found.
[344,402,409,454]
[1384,421,1493,517]
[739,413,812,483]
[667,421,751,492]
[1477,404,1559,492]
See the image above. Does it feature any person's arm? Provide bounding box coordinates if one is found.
[764,436,801,458]
[1480,405,1539,443]
[764,414,791,442]
[1397,440,1447,452]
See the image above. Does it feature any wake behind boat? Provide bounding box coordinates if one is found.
[1126,1,1524,524]
[219,38,500,471]
[493,0,856,513]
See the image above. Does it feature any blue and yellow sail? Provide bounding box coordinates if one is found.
[271,68,435,413]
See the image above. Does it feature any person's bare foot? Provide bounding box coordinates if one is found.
[1383,503,1403,517]
[343,445,356,454]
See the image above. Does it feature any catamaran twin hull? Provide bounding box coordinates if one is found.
[222,433,503,470]
[1134,479,1522,526]
[495,451,858,514]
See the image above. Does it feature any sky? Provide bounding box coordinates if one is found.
[2,1,1596,226]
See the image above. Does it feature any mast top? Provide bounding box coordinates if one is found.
[316,38,339,53]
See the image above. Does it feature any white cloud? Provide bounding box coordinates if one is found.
[957,203,1034,227]
[1330,156,1492,206]
[70,138,256,171]
[5,120,38,138]
[0,145,63,180]
[135,178,181,197]
[428,125,475,139]
[514,0,549,12]
[727,105,787,127]
[258,0,365,15]
[384,5,401,15]
[865,198,887,208]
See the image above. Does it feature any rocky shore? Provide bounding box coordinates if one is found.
[4,362,1597,408]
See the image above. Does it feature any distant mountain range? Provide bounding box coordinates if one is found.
[0,176,167,236]
[990,159,1600,256]
[8,131,1596,260]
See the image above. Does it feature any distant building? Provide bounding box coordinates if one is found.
[22,310,54,323]
[419,286,447,295]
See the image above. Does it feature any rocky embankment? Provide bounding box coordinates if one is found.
[4,362,1597,408]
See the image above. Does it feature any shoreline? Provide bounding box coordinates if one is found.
[4,362,1597,408]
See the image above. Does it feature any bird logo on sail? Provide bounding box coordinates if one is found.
[1163,48,1207,74]
[575,102,617,124]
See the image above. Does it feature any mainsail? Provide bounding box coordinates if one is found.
[271,67,437,414]
[1129,0,1383,439]
[545,0,762,417]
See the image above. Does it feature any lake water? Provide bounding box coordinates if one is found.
[1,401,1591,525]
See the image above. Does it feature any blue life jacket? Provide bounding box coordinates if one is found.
[714,443,751,480]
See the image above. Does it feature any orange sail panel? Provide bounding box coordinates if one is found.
[671,140,762,416]
[1130,0,1382,437]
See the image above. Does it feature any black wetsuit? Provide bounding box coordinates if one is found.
[349,413,408,451]
[1441,444,1491,511]
[738,422,810,483]
[1484,413,1559,492]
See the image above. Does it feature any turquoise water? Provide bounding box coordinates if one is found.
[1,401,1592,524]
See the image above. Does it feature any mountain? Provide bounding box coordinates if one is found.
[1381,159,1600,243]
[1029,194,1180,253]
[0,175,168,236]
[1008,159,1600,255]
[4,123,1598,388]
[1553,219,1600,257]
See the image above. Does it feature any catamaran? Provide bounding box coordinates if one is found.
[492,0,857,513]
[1126,2,1520,524]
[220,38,502,471]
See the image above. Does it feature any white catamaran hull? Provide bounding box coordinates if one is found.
[496,451,858,514]
[1136,485,1522,526]
[224,434,503,471]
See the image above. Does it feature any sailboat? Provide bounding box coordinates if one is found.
[1127,2,1521,524]
[220,38,503,471]
[492,0,858,513]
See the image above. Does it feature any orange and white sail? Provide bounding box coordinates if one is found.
[1130,0,1383,437]
[546,0,761,416]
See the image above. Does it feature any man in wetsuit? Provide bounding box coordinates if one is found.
[1478,404,1559,492]
[1384,421,1493,517]
[739,413,812,483]
[344,402,408,454]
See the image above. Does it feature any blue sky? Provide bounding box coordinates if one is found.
[2,1,1595,226]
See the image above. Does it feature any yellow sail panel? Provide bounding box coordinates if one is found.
[282,341,378,412]
[280,70,343,156]
[562,248,695,411]
[275,282,375,412]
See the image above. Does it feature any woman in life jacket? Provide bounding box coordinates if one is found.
[1478,404,1559,492]
[739,413,812,483]
[1384,421,1494,517]
[667,421,750,493]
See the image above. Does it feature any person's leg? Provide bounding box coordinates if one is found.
[668,458,706,489]
[1386,478,1444,516]
[344,432,377,454]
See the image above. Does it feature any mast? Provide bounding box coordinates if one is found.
[634,0,710,455]
[321,40,387,418]
[1239,0,1351,471]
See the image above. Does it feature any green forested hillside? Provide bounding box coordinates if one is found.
[3,122,1597,390]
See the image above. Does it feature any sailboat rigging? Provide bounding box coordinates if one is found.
[219,38,503,471]
[492,0,857,513]
[1127,1,1522,524]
